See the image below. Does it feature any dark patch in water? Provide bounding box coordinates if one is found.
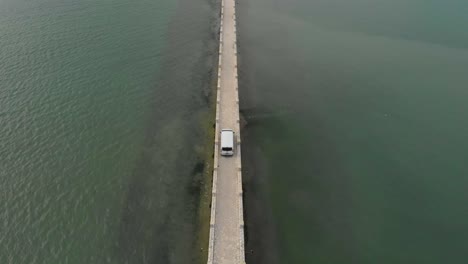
[188,161,205,197]
[192,161,205,175]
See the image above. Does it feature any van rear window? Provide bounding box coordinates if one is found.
[222,147,232,151]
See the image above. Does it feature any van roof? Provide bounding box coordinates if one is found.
[220,129,234,148]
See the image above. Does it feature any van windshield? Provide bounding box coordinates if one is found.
[222,147,232,151]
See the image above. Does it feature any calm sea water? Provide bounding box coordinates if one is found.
[237,0,468,263]
[0,0,217,263]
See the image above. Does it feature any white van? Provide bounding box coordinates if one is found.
[220,129,235,156]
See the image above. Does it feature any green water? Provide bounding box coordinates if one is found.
[237,0,468,263]
[0,0,217,263]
